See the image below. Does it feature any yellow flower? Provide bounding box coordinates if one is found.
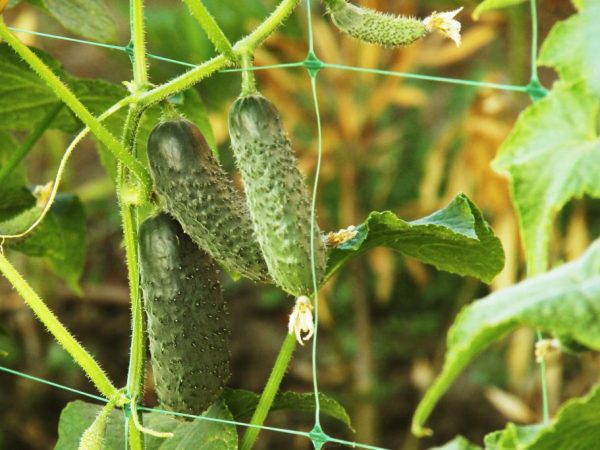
[422,7,463,46]
[288,296,314,345]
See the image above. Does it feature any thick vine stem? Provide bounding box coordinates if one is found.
[0,252,117,398]
[0,19,152,199]
[182,0,237,62]
[139,0,299,108]
[240,333,296,450]
[240,52,257,95]
[130,0,149,90]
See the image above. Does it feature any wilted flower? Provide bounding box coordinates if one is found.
[423,7,463,46]
[288,296,314,345]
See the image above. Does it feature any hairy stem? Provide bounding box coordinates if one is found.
[0,19,151,198]
[240,333,296,450]
[0,103,62,186]
[0,253,117,398]
[139,0,299,108]
[182,0,236,61]
[240,52,257,95]
[130,0,149,89]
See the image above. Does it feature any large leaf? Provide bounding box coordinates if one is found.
[0,43,127,134]
[492,82,600,274]
[55,400,125,449]
[473,0,526,20]
[326,194,504,283]
[539,0,600,96]
[222,389,353,431]
[411,239,600,436]
[56,400,237,450]
[483,383,600,449]
[11,194,87,293]
[158,401,237,450]
[27,0,118,43]
[0,44,77,132]
[0,131,36,221]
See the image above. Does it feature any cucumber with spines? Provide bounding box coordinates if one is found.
[139,213,230,415]
[325,0,427,47]
[228,93,327,296]
[147,119,270,283]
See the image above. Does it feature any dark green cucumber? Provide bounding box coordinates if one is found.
[228,94,327,296]
[139,213,230,415]
[147,119,270,283]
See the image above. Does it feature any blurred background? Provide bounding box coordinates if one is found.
[2,0,599,449]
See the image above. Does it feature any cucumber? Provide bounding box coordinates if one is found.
[139,213,230,415]
[147,119,270,283]
[325,0,427,47]
[228,93,327,296]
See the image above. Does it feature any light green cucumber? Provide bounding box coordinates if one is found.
[228,93,326,296]
[325,0,427,47]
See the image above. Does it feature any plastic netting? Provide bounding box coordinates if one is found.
[0,0,548,448]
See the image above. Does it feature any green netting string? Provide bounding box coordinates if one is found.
[0,364,390,449]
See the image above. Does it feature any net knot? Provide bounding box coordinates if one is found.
[309,424,331,449]
[303,51,323,77]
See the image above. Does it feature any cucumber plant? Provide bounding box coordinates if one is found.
[0,0,599,449]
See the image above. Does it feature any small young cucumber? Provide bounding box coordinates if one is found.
[139,213,230,415]
[147,119,270,283]
[228,94,327,297]
[325,0,427,47]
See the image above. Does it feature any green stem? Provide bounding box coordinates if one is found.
[181,0,236,61]
[236,0,299,52]
[240,333,296,450]
[119,106,145,450]
[240,52,257,95]
[0,103,62,186]
[139,55,228,107]
[130,0,149,89]
[0,19,151,199]
[0,252,117,398]
[139,0,300,108]
[529,0,539,84]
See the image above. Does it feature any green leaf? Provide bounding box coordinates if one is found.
[484,423,544,449]
[539,0,600,96]
[158,401,237,450]
[326,193,504,283]
[0,44,127,134]
[0,43,77,132]
[12,194,87,293]
[430,436,482,450]
[56,400,237,450]
[39,0,118,43]
[0,131,26,189]
[483,383,600,449]
[412,239,600,436]
[492,82,600,274]
[0,132,36,222]
[222,389,353,431]
[473,0,526,20]
[523,383,600,449]
[55,400,125,450]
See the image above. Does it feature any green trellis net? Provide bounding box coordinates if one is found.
[0,0,549,449]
